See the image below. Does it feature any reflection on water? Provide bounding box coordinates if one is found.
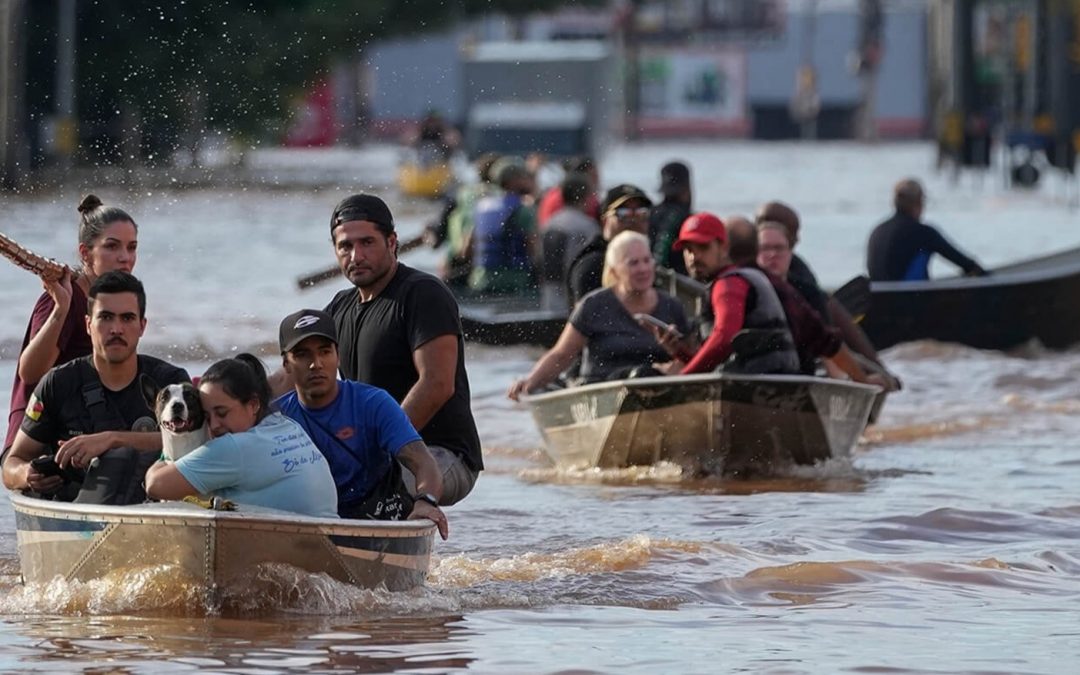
[9,614,476,673]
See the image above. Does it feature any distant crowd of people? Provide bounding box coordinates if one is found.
[0,162,987,529]
[411,151,986,400]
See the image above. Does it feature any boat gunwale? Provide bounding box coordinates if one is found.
[8,492,436,537]
[521,372,883,405]
[871,245,1080,294]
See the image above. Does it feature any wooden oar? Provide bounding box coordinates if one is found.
[295,233,427,291]
[0,232,67,281]
[830,274,871,322]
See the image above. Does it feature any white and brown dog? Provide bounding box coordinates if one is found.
[151,383,209,462]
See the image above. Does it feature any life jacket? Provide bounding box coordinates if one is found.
[472,193,529,272]
[701,267,800,375]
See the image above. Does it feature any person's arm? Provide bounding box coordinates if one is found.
[17,271,75,384]
[1,430,62,494]
[54,431,163,469]
[397,440,448,540]
[147,434,238,500]
[508,322,588,400]
[145,461,199,500]
[401,334,459,431]
[926,226,986,276]
[823,344,872,383]
[681,277,749,374]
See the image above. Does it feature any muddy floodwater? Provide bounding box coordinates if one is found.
[1,142,1078,673]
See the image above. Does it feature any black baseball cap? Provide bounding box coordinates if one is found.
[659,161,691,195]
[329,194,395,234]
[279,309,338,353]
[601,184,653,214]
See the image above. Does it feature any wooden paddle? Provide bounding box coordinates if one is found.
[295,233,427,291]
[0,232,67,281]
[830,275,871,322]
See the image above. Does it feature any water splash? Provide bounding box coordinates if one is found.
[431,535,708,587]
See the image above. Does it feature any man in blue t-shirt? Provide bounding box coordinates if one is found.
[273,309,448,539]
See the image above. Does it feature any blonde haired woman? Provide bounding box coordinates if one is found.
[508,231,689,400]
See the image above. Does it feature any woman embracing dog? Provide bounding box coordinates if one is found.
[144,354,339,519]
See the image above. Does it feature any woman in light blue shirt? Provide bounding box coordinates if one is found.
[145,354,338,518]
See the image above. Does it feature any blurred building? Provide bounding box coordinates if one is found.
[363,0,929,144]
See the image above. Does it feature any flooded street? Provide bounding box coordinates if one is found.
[1,141,1079,673]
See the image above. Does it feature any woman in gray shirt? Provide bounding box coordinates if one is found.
[508,231,690,399]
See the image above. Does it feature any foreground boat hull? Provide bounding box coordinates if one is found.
[524,374,879,477]
[11,494,435,592]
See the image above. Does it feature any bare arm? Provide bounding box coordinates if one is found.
[2,430,62,494]
[18,271,74,384]
[397,440,443,500]
[398,440,448,540]
[54,431,163,469]
[824,344,872,383]
[507,322,587,400]
[402,334,460,431]
[145,461,199,500]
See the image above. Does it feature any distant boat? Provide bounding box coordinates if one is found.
[454,267,707,348]
[522,373,880,477]
[457,293,565,347]
[397,145,453,200]
[10,493,435,594]
[862,245,1080,351]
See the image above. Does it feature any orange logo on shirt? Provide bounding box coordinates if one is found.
[336,427,355,441]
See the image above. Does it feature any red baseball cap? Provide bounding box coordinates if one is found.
[673,213,726,250]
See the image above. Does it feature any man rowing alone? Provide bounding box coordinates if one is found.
[867,178,987,282]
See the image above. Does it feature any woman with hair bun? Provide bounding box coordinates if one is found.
[3,195,139,455]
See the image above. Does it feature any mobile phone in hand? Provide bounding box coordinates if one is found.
[31,456,63,477]
[633,313,683,339]
[30,455,78,483]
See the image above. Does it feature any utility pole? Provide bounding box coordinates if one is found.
[854,0,884,141]
[0,0,29,189]
[790,0,821,140]
[54,0,77,169]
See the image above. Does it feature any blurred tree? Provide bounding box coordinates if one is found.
[26,0,599,164]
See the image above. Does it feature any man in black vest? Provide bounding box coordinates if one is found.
[2,271,190,504]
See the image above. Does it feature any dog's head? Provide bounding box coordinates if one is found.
[154,383,207,434]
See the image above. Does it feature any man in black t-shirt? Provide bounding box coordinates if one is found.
[321,193,482,506]
[2,271,190,504]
